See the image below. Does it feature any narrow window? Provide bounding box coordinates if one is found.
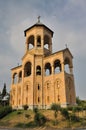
[37,36,41,47]
[36,66,41,75]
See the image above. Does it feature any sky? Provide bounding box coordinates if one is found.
[0,0,86,100]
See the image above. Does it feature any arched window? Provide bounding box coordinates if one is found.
[38,84,40,90]
[28,35,34,50]
[18,71,22,83]
[45,63,51,76]
[36,66,41,75]
[54,59,61,74]
[24,62,31,77]
[44,35,49,50]
[37,36,41,47]
[64,58,70,74]
[13,73,18,84]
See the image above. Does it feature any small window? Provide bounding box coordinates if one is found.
[38,97,40,103]
[58,95,60,101]
[47,96,49,103]
[36,66,41,75]
[38,84,40,90]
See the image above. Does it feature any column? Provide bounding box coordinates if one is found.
[61,62,64,72]
[51,64,54,74]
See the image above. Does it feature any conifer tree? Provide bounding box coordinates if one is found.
[2,83,7,98]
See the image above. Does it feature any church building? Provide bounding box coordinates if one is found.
[10,18,76,109]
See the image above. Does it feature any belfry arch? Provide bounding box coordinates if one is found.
[45,62,51,76]
[44,35,50,50]
[64,57,73,74]
[24,62,32,77]
[37,35,41,47]
[54,59,61,74]
[27,35,34,50]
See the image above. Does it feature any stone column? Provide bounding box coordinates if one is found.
[70,67,73,74]
[61,62,64,72]
[51,64,54,74]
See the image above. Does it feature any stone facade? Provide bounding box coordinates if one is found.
[10,20,76,109]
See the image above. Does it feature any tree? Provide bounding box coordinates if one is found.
[2,83,7,98]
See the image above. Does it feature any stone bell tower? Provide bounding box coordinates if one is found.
[10,18,76,109]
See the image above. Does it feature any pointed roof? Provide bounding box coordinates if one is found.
[24,19,54,36]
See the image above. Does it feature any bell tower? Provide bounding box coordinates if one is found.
[24,17,53,56]
[10,19,76,109]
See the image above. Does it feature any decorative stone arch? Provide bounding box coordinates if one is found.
[44,80,51,104]
[44,35,50,50]
[37,35,41,47]
[24,61,32,77]
[44,62,52,76]
[53,59,61,74]
[27,35,34,50]
[13,72,18,84]
[36,65,41,75]
[54,78,62,102]
[24,81,31,105]
[64,57,73,74]
[44,80,51,89]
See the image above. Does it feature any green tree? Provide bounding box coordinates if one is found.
[2,83,7,98]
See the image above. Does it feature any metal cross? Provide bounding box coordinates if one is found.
[38,16,41,23]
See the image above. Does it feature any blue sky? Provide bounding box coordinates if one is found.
[0,0,86,99]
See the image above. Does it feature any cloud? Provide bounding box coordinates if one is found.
[0,0,86,99]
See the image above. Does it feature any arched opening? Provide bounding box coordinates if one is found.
[13,73,18,84]
[37,36,41,47]
[24,62,31,77]
[54,59,61,74]
[45,63,51,76]
[36,66,41,75]
[18,71,22,83]
[64,58,70,74]
[28,35,34,50]
[44,35,49,50]
[38,84,40,90]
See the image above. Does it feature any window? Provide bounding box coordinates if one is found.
[47,96,49,103]
[18,71,22,83]
[24,62,31,77]
[38,84,40,90]
[36,66,41,75]
[45,63,51,76]
[54,59,61,74]
[37,36,41,47]
[38,97,40,103]
[13,73,18,84]
[28,35,34,50]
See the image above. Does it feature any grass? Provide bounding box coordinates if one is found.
[0,109,86,129]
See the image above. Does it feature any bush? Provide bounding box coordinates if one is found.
[0,106,12,119]
[61,108,69,119]
[34,112,46,126]
[70,114,80,122]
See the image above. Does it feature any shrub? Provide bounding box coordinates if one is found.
[70,114,80,122]
[61,108,69,119]
[0,106,12,119]
[34,112,46,126]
